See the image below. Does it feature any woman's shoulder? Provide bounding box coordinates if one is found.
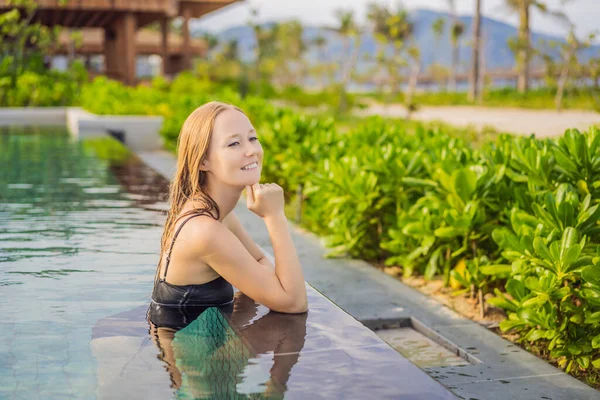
[176,213,226,248]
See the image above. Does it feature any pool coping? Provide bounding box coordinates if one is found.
[0,107,164,152]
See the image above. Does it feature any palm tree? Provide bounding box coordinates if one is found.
[429,17,446,91]
[334,8,362,112]
[366,3,414,107]
[248,8,280,83]
[555,29,595,110]
[468,0,483,103]
[432,17,445,43]
[248,7,262,81]
[447,0,465,92]
[222,39,239,61]
[201,33,219,60]
[312,34,328,89]
[276,20,306,87]
[404,44,421,117]
[588,57,600,89]
[504,0,573,93]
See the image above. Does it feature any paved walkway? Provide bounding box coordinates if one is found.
[359,104,600,137]
[136,146,599,399]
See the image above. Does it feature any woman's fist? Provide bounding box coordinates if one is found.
[245,183,284,219]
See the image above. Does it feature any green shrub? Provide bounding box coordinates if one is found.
[0,62,87,107]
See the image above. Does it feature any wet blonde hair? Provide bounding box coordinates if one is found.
[155,101,246,281]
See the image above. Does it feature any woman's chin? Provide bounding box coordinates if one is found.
[236,169,261,187]
[240,177,260,187]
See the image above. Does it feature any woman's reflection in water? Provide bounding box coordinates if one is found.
[147,292,308,399]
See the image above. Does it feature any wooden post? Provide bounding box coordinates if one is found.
[104,12,137,85]
[104,23,119,81]
[123,12,136,85]
[160,16,169,76]
[182,7,191,70]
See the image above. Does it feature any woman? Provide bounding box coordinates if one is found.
[149,101,308,315]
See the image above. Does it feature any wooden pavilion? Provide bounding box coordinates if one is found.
[56,28,208,76]
[0,0,240,84]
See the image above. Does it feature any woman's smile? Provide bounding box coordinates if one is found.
[241,162,258,171]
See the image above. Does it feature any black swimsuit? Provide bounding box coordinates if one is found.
[148,212,234,329]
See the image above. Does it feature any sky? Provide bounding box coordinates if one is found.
[193,0,599,40]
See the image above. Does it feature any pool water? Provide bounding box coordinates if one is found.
[0,127,169,399]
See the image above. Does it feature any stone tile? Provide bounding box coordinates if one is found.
[281,344,457,400]
[446,372,599,400]
[232,290,385,356]
[425,324,558,371]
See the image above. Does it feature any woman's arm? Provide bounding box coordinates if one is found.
[258,255,275,270]
[224,211,275,270]
[223,211,266,261]
[190,217,308,314]
[263,213,308,312]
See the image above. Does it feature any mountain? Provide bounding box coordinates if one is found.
[190,8,600,72]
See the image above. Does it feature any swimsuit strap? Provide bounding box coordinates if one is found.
[161,211,213,281]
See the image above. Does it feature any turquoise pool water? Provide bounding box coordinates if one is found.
[0,127,169,399]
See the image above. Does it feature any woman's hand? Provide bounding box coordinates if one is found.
[245,183,284,219]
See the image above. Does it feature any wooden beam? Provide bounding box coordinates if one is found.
[62,10,78,26]
[52,9,61,27]
[2,0,169,13]
[85,10,105,27]
[179,0,239,18]
[72,10,90,27]
[96,11,115,28]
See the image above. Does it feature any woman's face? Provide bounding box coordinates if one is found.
[204,109,263,188]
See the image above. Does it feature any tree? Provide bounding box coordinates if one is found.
[222,39,239,62]
[432,17,445,44]
[201,33,219,60]
[468,0,483,103]
[504,0,573,93]
[447,0,465,92]
[209,38,243,83]
[554,29,596,110]
[366,2,414,109]
[588,57,600,89]
[276,20,306,87]
[247,8,279,84]
[333,8,362,112]
[404,45,421,116]
[0,0,61,85]
[311,33,330,89]
[429,17,446,91]
[428,62,450,89]
[536,38,561,87]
